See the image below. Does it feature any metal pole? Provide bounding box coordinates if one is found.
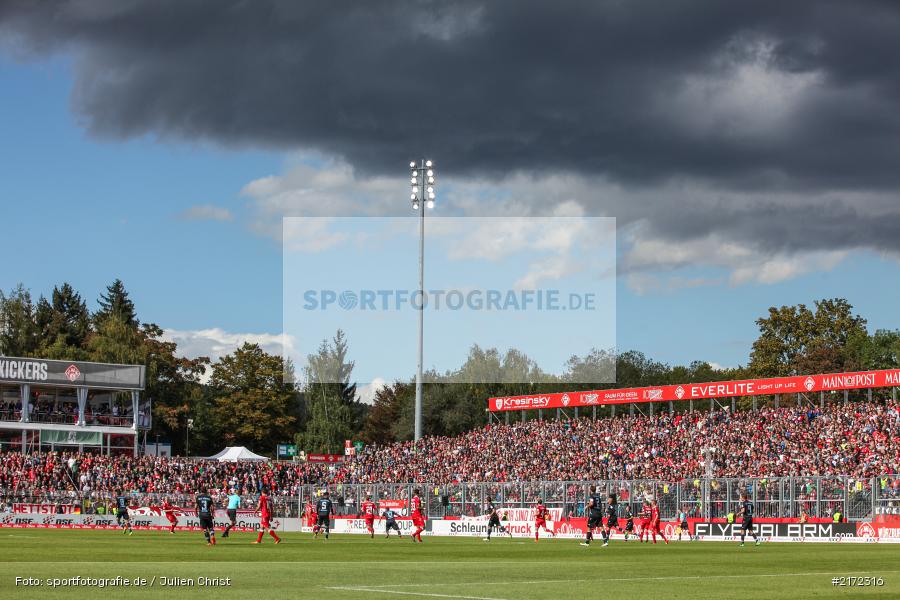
[414,160,425,442]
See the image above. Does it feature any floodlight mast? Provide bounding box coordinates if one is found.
[409,159,435,441]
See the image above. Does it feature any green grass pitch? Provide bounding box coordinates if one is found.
[0,530,897,599]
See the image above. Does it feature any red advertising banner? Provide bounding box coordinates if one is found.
[489,369,900,412]
[13,503,81,515]
[305,453,345,463]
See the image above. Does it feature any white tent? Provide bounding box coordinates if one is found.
[207,446,269,462]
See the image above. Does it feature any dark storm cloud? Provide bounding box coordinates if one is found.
[3,0,900,187]
[3,0,900,271]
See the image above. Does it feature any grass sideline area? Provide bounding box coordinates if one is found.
[0,530,897,599]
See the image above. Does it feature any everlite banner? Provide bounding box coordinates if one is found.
[489,368,900,411]
[0,357,145,390]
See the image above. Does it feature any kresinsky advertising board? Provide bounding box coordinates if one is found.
[0,357,145,390]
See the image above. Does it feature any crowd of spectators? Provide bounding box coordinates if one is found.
[336,400,900,484]
[0,401,896,501]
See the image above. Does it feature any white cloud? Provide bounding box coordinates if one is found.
[514,255,583,290]
[238,155,895,294]
[728,249,849,285]
[357,377,386,405]
[626,273,722,296]
[665,35,823,140]
[281,217,348,253]
[178,204,233,222]
[161,327,297,383]
[623,230,851,288]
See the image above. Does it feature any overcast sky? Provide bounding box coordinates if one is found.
[2,1,899,391]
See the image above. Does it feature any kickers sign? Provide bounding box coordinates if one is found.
[859,512,900,540]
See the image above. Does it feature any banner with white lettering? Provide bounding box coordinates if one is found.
[489,368,900,411]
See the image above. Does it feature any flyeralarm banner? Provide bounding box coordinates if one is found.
[488,369,900,411]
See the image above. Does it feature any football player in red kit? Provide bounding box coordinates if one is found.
[162,498,178,534]
[649,499,668,544]
[534,499,555,542]
[304,500,317,534]
[359,494,377,538]
[410,489,425,543]
[253,490,281,545]
[639,500,652,542]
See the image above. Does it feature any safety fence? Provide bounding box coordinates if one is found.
[2,475,897,521]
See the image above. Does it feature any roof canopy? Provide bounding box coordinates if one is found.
[207,446,269,462]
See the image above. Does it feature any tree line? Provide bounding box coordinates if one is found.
[1,283,898,455]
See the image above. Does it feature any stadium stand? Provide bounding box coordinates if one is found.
[0,401,896,497]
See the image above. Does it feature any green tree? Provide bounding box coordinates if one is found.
[847,329,900,371]
[34,283,90,359]
[86,316,145,365]
[299,391,355,454]
[750,298,868,376]
[361,381,409,445]
[0,284,39,356]
[564,347,616,385]
[138,323,209,455]
[302,330,368,439]
[94,279,138,328]
[208,343,298,452]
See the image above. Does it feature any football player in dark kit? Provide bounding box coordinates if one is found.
[622,505,635,541]
[482,496,512,541]
[114,490,132,535]
[738,493,760,547]
[581,485,603,546]
[315,490,335,540]
[196,488,217,546]
[383,508,403,538]
[600,494,621,547]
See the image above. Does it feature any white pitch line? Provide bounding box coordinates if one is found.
[354,580,587,588]
[330,570,900,592]
[325,586,507,600]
